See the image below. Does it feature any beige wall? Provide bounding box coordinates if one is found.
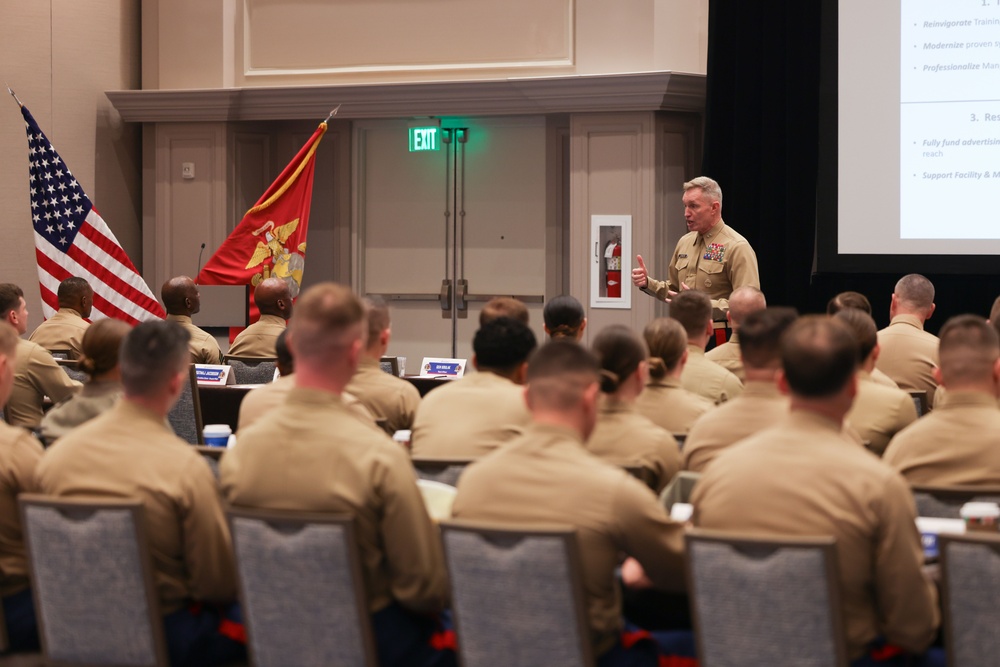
[0,0,141,324]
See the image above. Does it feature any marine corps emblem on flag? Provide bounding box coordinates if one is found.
[245,218,307,296]
[703,243,726,263]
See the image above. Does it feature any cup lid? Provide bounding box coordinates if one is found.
[203,424,232,435]
[960,502,1000,519]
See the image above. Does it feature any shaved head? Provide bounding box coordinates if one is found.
[527,341,600,411]
[255,278,292,319]
[161,276,200,316]
[727,286,766,328]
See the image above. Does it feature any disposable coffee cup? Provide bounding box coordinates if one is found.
[960,502,1000,532]
[203,424,232,448]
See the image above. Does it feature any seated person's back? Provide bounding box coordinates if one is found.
[635,317,713,434]
[27,276,92,360]
[226,277,291,359]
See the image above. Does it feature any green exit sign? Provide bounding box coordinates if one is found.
[409,127,440,152]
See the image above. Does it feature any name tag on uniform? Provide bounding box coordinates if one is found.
[678,253,688,259]
[419,358,466,378]
[195,364,236,386]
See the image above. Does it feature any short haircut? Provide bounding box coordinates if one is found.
[728,286,766,326]
[644,318,688,378]
[895,274,935,311]
[526,340,600,411]
[591,325,647,394]
[473,317,537,372]
[989,295,1000,337]
[543,295,585,340]
[275,328,293,372]
[0,284,24,319]
[826,291,872,315]
[292,283,366,362]
[363,296,390,349]
[120,321,191,398]
[669,290,712,338]
[480,297,529,326]
[80,318,132,377]
[57,277,92,307]
[739,307,799,370]
[833,308,878,362]
[781,316,859,398]
[683,176,723,204]
[938,314,1000,386]
[0,323,19,359]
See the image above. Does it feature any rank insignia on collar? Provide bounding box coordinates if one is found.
[703,243,725,262]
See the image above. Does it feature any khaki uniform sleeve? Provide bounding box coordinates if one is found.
[180,456,237,603]
[610,476,686,593]
[641,277,673,301]
[719,373,744,404]
[375,447,449,612]
[648,433,681,494]
[396,382,422,432]
[9,432,43,495]
[873,472,939,653]
[28,347,81,404]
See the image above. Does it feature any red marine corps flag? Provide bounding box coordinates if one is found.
[197,110,336,325]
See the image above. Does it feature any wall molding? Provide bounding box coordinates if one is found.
[107,72,705,123]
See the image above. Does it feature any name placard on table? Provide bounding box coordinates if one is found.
[419,358,466,378]
[195,364,236,386]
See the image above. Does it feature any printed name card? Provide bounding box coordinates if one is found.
[195,364,235,386]
[419,358,466,378]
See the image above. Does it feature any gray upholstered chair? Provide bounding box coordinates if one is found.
[440,520,594,667]
[685,529,848,667]
[912,485,1000,519]
[227,506,377,667]
[907,390,928,417]
[55,359,88,384]
[225,357,277,385]
[411,457,473,487]
[168,365,204,445]
[659,471,701,511]
[939,531,1000,667]
[18,495,169,667]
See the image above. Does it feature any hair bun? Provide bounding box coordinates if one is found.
[598,368,620,393]
[78,356,96,376]
[647,357,667,379]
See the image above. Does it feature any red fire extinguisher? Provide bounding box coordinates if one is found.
[605,237,622,298]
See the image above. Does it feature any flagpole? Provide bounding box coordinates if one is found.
[323,104,342,125]
[5,83,22,107]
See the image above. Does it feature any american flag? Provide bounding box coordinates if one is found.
[19,104,164,325]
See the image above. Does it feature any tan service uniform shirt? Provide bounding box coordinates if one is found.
[641,221,760,311]
[883,391,1000,486]
[680,344,743,405]
[845,371,918,456]
[704,332,743,382]
[167,314,223,365]
[237,374,375,431]
[682,380,789,473]
[346,358,422,434]
[410,371,529,458]
[875,314,939,406]
[692,410,939,659]
[38,380,122,446]
[0,423,42,597]
[226,314,286,359]
[8,339,81,429]
[220,387,448,615]
[452,423,686,657]
[871,368,899,389]
[27,308,89,359]
[35,400,236,613]
[586,400,681,493]
[635,376,714,435]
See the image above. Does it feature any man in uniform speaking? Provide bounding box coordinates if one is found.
[632,176,759,313]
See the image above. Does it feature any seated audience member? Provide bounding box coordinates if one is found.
[635,318,713,434]
[0,284,80,429]
[28,277,92,360]
[161,276,223,364]
[452,341,690,667]
[39,318,131,446]
[586,325,680,493]
[221,283,453,667]
[0,324,44,652]
[884,315,1000,485]
[543,294,587,341]
[705,285,765,382]
[835,309,918,455]
[682,307,797,473]
[826,290,872,315]
[410,317,536,458]
[238,330,376,432]
[479,296,529,326]
[692,316,941,666]
[670,290,743,404]
[35,321,245,667]
[226,277,291,359]
[875,274,939,405]
[345,296,421,434]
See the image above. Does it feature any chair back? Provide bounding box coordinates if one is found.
[939,531,1000,667]
[56,359,88,384]
[227,507,377,667]
[225,357,278,385]
[19,495,169,667]
[685,529,848,667]
[908,390,928,417]
[168,365,204,445]
[912,485,1000,519]
[378,356,401,377]
[46,349,72,362]
[659,471,701,510]
[440,520,594,667]
[411,457,473,487]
